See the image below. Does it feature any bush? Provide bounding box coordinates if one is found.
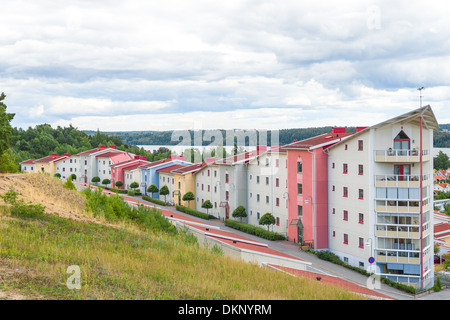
[82,188,176,234]
[109,187,128,194]
[127,190,135,196]
[0,187,45,218]
[176,205,216,220]
[63,176,76,190]
[142,195,166,206]
[224,219,285,241]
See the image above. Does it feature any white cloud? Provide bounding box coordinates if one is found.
[1,0,450,131]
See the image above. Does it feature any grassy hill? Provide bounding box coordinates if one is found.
[0,173,366,300]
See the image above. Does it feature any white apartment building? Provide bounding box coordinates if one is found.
[55,154,80,180]
[247,147,289,236]
[194,161,222,217]
[327,106,437,289]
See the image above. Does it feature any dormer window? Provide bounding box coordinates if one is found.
[394,130,410,155]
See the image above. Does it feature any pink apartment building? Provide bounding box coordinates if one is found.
[284,128,354,249]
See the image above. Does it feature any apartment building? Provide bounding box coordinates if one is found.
[327,106,437,289]
[246,147,289,236]
[157,164,187,204]
[172,162,206,208]
[110,156,150,189]
[139,155,191,199]
[34,153,69,176]
[194,159,222,217]
[55,153,79,179]
[283,129,354,249]
[212,146,267,220]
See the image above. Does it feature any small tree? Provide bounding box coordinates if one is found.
[63,176,76,190]
[259,212,276,231]
[202,200,213,215]
[54,173,61,178]
[91,176,100,185]
[232,205,247,222]
[102,178,111,188]
[115,180,123,188]
[182,191,195,208]
[147,184,159,198]
[130,181,139,192]
[69,173,76,181]
[159,185,169,202]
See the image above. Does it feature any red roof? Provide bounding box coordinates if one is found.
[283,132,353,150]
[95,151,124,158]
[138,158,171,169]
[20,159,37,164]
[156,164,187,174]
[34,154,68,163]
[172,162,206,174]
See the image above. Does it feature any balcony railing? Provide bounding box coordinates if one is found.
[375,249,420,264]
[375,200,430,213]
[375,174,430,188]
[374,149,429,162]
[376,224,420,239]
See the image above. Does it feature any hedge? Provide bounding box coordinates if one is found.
[110,188,128,194]
[176,205,216,220]
[142,195,166,206]
[224,219,286,241]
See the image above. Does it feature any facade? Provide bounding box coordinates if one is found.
[327,105,437,289]
[246,147,289,236]
[55,154,79,180]
[34,153,69,176]
[156,165,186,204]
[110,156,149,189]
[283,129,354,249]
[212,147,267,220]
[194,159,222,217]
[172,162,206,208]
[139,155,191,199]
[19,159,36,173]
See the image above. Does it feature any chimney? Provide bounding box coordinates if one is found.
[332,127,346,134]
[109,145,116,149]
[51,153,57,156]
[99,145,106,149]
[134,155,140,159]
[64,153,69,157]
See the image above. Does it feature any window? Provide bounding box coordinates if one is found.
[225,191,229,200]
[225,174,229,183]
[358,140,363,151]
[333,231,335,237]
[298,183,303,195]
[208,185,210,192]
[207,169,210,176]
[358,164,364,175]
[332,208,335,214]
[202,184,204,191]
[332,162,335,169]
[276,217,280,226]
[276,178,279,187]
[266,196,269,204]
[276,197,280,206]
[298,205,303,217]
[343,210,348,221]
[343,163,348,174]
[332,185,335,191]
[297,161,303,173]
[359,237,364,248]
[214,170,217,177]
[276,159,279,167]
[344,234,348,244]
[343,187,348,197]
[257,194,260,202]
[359,189,364,200]
[359,213,364,224]
[257,176,260,184]
[266,177,269,185]
[345,144,348,150]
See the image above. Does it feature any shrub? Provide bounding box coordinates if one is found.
[63,176,76,190]
[142,195,166,206]
[0,187,45,218]
[109,187,128,194]
[176,205,216,220]
[224,219,285,241]
[127,190,135,196]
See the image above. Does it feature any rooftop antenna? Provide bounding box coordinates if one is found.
[417,87,424,107]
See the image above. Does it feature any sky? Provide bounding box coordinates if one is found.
[2,0,450,132]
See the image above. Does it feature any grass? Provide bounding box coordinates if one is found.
[0,173,367,300]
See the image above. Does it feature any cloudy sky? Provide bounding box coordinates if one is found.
[2,0,450,132]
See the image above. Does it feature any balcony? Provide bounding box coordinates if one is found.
[375,174,430,188]
[376,224,420,239]
[375,200,430,213]
[375,249,420,264]
[374,149,430,163]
